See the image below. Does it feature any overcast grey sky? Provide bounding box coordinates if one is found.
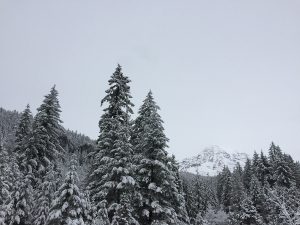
[1,0,300,160]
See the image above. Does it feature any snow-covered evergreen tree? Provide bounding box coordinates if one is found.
[7,154,34,225]
[217,167,231,213]
[0,143,11,204]
[182,180,196,223]
[191,175,207,218]
[46,157,88,225]
[294,161,300,189]
[6,105,35,225]
[229,167,263,224]
[88,65,137,223]
[31,86,65,225]
[257,151,271,187]
[33,165,57,225]
[168,155,190,224]
[132,91,180,225]
[252,151,259,176]
[268,143,295,188]
[32,85,64,177]
[14,105,32,169]
[268,142,282,187]
[229,166,245,213]
[111,194,139,225]
[266,185,300,225]
[229,197,263,225]
[0,143,11,225]
[249,175,267,222]
[242,158,252,192]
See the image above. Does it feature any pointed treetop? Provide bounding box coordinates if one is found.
[147,89,153,96]
[269,142,282,161]
[35,85,62,124]
[15,104,32,146]
[138,91,161,116]
[101,64,134,118]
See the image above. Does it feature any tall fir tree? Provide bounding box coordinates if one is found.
[182,180,195,223]
[217,166,232,213]
[249,175,267,223]
[242,158,252,192]
[88,65,137,224]
[14,104,32,169]
[229,166,245,213]
[10,105,35,225]
[257,151,271,187]
[132,91,181,225]
[229,166,263,225]
[252,151,259,177]
[269,143,295,188]
[31,86,65,225]
[32,85,64,177]
[167,155,190,225]
[191,175,207,218]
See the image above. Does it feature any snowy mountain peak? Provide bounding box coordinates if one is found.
[180,145,248,176]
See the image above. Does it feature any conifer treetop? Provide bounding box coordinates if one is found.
[35,85,62,126]
[31,85,64,172]
[15,104,32,143]
[101,64,134,119]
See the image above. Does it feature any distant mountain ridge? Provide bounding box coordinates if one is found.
[180,145,248,176]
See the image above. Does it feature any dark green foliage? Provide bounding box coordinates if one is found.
[32,86,64,176]
[229,197,263,225]
[257,151,271,187]
[14,105,32,156]
[182,179,195,221]
[8,155,34,225]
[252,151,259,177]
[31,86,65,225]
[47,157,88,225]
[217,167,232,213]
[294,162,300,189]
[0,144,12,225]
[192,175,208,216]
[230,167,246,213]
[268,143,296,189]
[242,158,252,192]
[0,108,20,151]
[249,175,267,222]
[132,91,182,224]
[88,65,137,223]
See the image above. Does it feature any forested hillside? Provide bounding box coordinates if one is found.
[1,65,300,225]
[0,107,95,155]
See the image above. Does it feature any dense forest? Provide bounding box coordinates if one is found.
[1,65,300,225]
